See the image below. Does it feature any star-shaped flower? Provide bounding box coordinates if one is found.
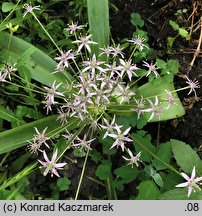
[117,59,139,81]
[23,3,40,17]
[72,34,97,53]
[185,75,200,99]
[108,126,133,152]
[122,149,142,168]
[38,149,67,177]
[175,167,202,197]
[142,61,159,77]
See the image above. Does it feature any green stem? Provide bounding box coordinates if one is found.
[1,0,21,25]
[132,134,181,176]
[129,47,137,60]
[31,12,60,52]
[57,123,85,161]
[75,148,90,200]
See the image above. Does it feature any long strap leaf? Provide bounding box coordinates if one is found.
[0,115,79,154]
[0,32,75,88]
[87,0,110,54]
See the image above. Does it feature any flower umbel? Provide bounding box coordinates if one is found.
[175,166,202,197]
[38,149,67,177]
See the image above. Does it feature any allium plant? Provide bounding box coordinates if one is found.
[28,21,199,180]
[1,4,201,200]
[2,18,199,179]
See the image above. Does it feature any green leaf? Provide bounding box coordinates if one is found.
[116,112,137,129]
[17,47,37,68]
[57,177,71,191]
[136,180,160,200]
[0,163,37,190]
[137,77,185,121]
[96,160,112,180]
[114,165,139,182]
[167,36,175,50]
[158,188,202,200]
[161,171,182,191]
[18,65,32,84]
[171,139,202,174]
[90,150,102,163]
[87,0,110,55]
[0,115,65,154]
[144,166,163,187]
[0,105,24,124]
[153,173,163,188]
[11,152,31,172]
[0,32,75,88]
[132,131,156,162]
[167,59,179,74]
[15,106,39,120]
[178,28,189,39]
[131,13,144,27]
[156,59,166,69]
[2,2,15,12]
[152,142,172,170]
[169,20,179,31]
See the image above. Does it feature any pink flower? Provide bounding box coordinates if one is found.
[142,61,159,77]
[23,4,40,17]
[108,126,133,152]
[176,167,202,197]
[117,59,139,81]
[128,36,148,51]
[99,116,122,139]
[143,96,164,122]
[82,54,105,77]
[38,149,67,177]
[122,149,142,168]
[72,34,97,53]
[65,21,84,34]
[116,84,135,104]
[163,90,177,109]
[185,75,200,99]
[72,134,95,150]
[54,50,75,70]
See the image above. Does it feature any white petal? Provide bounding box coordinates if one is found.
[188,186,193,197]
[175,182,189,188]
[51,149,58,163]
[191,166,196,179]
[43,151,50,163]
[123,127,131,135]
[195,176,202,182]
[181,172,190,181]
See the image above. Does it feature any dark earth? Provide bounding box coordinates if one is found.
[4,0,202,199]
